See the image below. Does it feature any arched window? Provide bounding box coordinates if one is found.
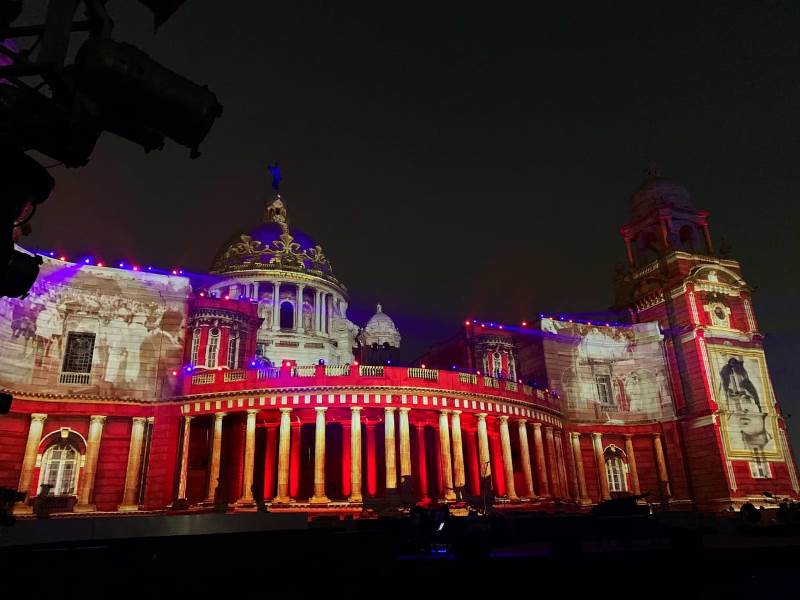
[227,331,240,369]
[190,328,200,366]
[40,443,79,496]
[280,301,294,330]
[604,447,627,493]
[206,328,220,368]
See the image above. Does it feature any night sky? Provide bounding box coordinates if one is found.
[19,3,800,445]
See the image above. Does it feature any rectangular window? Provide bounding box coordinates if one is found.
[595,375,613,406]
[227,336,239,369]
[61,332,96,373]
[749,460,772,479]
[190,329,200,366]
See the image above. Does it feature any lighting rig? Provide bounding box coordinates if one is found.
[0,0,222,299]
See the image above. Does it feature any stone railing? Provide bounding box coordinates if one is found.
[223,370,246,382]
[483,376,500,389]
[293,365,317,377]
[408,368,438,381]
[325,364,351,376]
[359,365,384,377]
[256,367,281,380]
[192,372,217,385]
[59,372,90,385]
[458,373,477,385]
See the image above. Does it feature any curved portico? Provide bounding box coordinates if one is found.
[175,365,580,511]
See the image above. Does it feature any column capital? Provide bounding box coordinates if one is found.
[532,422,542,431]
[384,406,397,413]
[476,412,487,421]
[651,432,662,440]
[214,412,227,420]
[90,415,107,423]
[571,431,581,440]
[132,417,148,425]
[543,424,553,431]
[279,407,293,414]
[498,415,509,423]
[439,409,450,416]
[398,407,411,413]
[183,415,194,422]
[624,433,634,440]
[451,409,461,416]
[592,432,603,440]
[147,416,155,424]
[516,418,527,425]
[246,409,259,416]
[350,406,363,413]
[30,413,47,423]
[314,406,328,413]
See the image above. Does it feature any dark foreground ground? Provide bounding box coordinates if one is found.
[2,511,800,595]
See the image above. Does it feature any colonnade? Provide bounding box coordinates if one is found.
[180,408,602,507]
[229,280,336,335]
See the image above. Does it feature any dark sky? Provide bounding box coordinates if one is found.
[20,3,800,444]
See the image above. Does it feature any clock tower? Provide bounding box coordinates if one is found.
[615,173,799,508]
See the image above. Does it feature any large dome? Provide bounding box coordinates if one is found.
[630,175,695,221]
[210,194,339,284]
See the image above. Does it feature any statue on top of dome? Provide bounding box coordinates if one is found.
[268,162,281,191]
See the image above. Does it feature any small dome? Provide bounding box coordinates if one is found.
[630,175,695,221]
[363,304,401,348]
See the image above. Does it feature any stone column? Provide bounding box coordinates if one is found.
[16,413,47,504]
[498,416,518,501]
[450,411,466,493]
[324,293,330,334]
[532,423,549,497]
[75,416,106,511]
[273,408,292,503]
[271,281,280,331]
[624,434,641,495]
[653,433,672,500]
[289,422,301,498]
[320,292,327,335]
[341,420,351,498]
[544,426,559,497]
[398,408,412,492]
[366,422,377,496]
[571,433,590,504]
[415,423,429,499]
[237,409,258,505]
[437,410,456,501]
[384,407,397,493]
[119,417,147,511]
[310,407,329,503]
[348,407,363,502]
[516,419,535,499]
[313,289,320,333]
[252,281,259,299]
[592,432,611,501]
[554,431,569,499]
[476,413,492,488]
[205,412,225,503]
[295,284,305,332]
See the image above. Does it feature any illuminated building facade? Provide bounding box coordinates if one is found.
[0,175,797,518]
